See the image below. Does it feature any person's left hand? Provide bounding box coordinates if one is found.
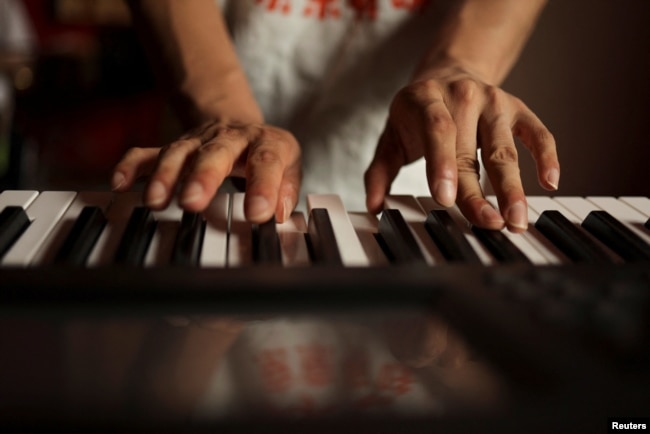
[364,64,559,233]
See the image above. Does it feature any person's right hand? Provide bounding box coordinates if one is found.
[111,121,302,223]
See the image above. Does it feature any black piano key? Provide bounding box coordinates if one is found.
[0,206,31,258]
[535,210,614,264]
[307,208,342,265]
[377,209,426,265]
[471,227,531,264]
[114,207,157,266]
[252,217,282,265]
[581,210,650,262]
[171,212,205,266]
[425,210,482,264]
[645,217,649,230]
[54,206,107,266]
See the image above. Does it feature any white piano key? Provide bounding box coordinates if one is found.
[2,191,77,267]
[144,200,185,267]
[383,195,445,265]
[276,211,310,267]
[530,196,622,263]
[228,193,253,267]
[526,196,580,222]
[417,196,494,265]
[0,190,39,210]
[619,197,650,217]
[552,197,605,222]
[200,192,230,267]
[482,196,560,265]
[348,212,389,266]
[86,191,142,266]
[583,196,650,245]
[558,195,649,244]
[306,194,369,266]
[30,191,113,266]
[511,198,566,265]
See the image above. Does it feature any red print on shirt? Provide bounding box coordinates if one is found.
[255,0,430,20]
[297,344,333,387]
[303,0,341,19]
[347,0,378,20]
[255,0,292,14]
[259,348,292,392]
[391,0,431,12]
[377,363,413,396]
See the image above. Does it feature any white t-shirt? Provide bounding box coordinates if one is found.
[218,0,437,211]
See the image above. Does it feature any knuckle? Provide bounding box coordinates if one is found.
[425,110,456,136]
[249,148,282,167]
[166,139,196,154]
[450,79,479,104]
[260,127,290,145]
[196,142,237,172]
[399,79,442,105]
[456,155,480,174]
[198,140,232,158]
[194,165,228,183]
[485,86,507,111]
[211,126,244,142]
[532,127,555,146]
[486,145,519,166]
[202,125,248,144]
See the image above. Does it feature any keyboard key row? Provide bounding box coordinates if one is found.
[0,191,648,268]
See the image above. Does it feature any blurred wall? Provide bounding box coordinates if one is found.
[502,0,650,197]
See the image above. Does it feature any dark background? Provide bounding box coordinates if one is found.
[503,0,650,197]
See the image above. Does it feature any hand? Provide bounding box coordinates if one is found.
[111,121,302,223]
[365,65,559,233]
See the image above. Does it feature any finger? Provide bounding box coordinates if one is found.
[275,162,301,223]
[364,129,405,214]
[447,82,505,229]
[479,107,528,233]
[244,138,293,223]
[179,141,240,212]
[145,138,201,209]
[514,110,560,191]
[111,147,160,192]
[422,99,458,208]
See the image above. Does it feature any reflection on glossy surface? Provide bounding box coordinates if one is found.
[0,311,505,424]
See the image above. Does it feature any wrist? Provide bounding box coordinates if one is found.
[411,52,501,86]
[174,69,264,128]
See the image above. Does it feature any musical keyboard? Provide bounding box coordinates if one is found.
[1,190,649,432]
[2,190,649,269]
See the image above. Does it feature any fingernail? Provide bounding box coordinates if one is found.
[480,204,505,225]
[181,182,203,206]
[506,201,528,230]
[147,181,166,207]
[546,168,560,190]
[435,179,456,208]
[247,195,271,222]
[111,172,125,191]
[282,196,293,222]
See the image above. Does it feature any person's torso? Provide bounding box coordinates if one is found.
[218,0,439,209]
